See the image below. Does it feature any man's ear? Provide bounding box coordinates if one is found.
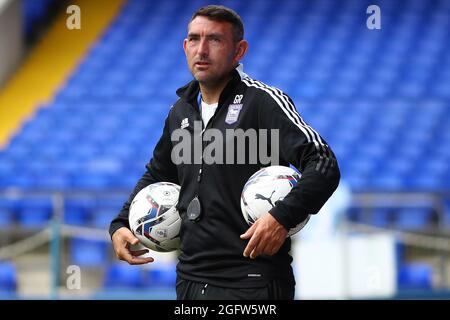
[183,38,188,56]
[234,40,248,62]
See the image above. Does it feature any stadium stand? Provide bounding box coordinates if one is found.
[0,0,449,298]
[3,0,447,193]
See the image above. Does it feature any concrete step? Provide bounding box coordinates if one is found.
[14,252,51,297]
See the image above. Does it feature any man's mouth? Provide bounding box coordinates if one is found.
[195,61,211,66]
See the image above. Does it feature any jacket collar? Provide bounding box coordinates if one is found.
[176,64,246,107]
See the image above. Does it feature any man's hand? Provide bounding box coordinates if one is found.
[112,227,154,265]
[240,213,288,259]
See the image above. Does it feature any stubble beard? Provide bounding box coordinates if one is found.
[193,67,232,90]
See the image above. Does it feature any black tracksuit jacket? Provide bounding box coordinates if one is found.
[109,65,340,288]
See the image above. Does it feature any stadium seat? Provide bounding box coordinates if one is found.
[70,174,110,190]
[345,206,364,223]
[369,207,392,228]
[63,198,93,226]
[16,198,53,228]
[398,263,433,290]
[0,199,16,228]
[0,262,17,293]
[91,208,117,229]
[0,208,14,229]
[144,264,177,288]
[103,263,145,288]
[393,207,434,230]
[442,199,450,228]
[22,0,56,39]
[69,236,110,267]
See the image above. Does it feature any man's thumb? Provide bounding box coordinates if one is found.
[123,228,139,245]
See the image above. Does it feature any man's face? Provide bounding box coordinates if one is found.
[184,16,241,86]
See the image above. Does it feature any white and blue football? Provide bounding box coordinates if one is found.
[240,166,310,237]
[129,182,181,252]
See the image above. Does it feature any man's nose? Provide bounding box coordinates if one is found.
[198,38,209,56]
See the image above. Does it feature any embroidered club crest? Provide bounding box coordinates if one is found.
[225,104,243,124]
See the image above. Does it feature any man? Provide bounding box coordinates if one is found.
[110,5,340,300]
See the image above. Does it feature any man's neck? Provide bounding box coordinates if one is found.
[199,74,232,104]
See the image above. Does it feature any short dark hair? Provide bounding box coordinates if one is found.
[190,5,244,42]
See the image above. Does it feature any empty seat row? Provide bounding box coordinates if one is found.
[0,197,126,228]
[346,206,443,230]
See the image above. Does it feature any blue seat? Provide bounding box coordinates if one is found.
[393,207,434,230]
[64,206,90,225]
[144,265,177,287]
[370,207,392,228]
[91,196,126,228]
[0,208,15,228]
[110,174,142,190]
[95,196,126,211]
[103,263,145,288]
[23,0,55,38]
[0,262,17,293]
[398,263,433,290]
[371,175,404,191]
[404,174,439,190]
[70,236,109,267]
[395,240,405,271]
[64,199,93,226]
[91,208,117,229]
[344,174,367,192]
[0,198,16,228]
[16,198,53,228]
[345,206,364,223]
[70,174,110,190]
[442,199,450,228]
[33,173,70,190]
